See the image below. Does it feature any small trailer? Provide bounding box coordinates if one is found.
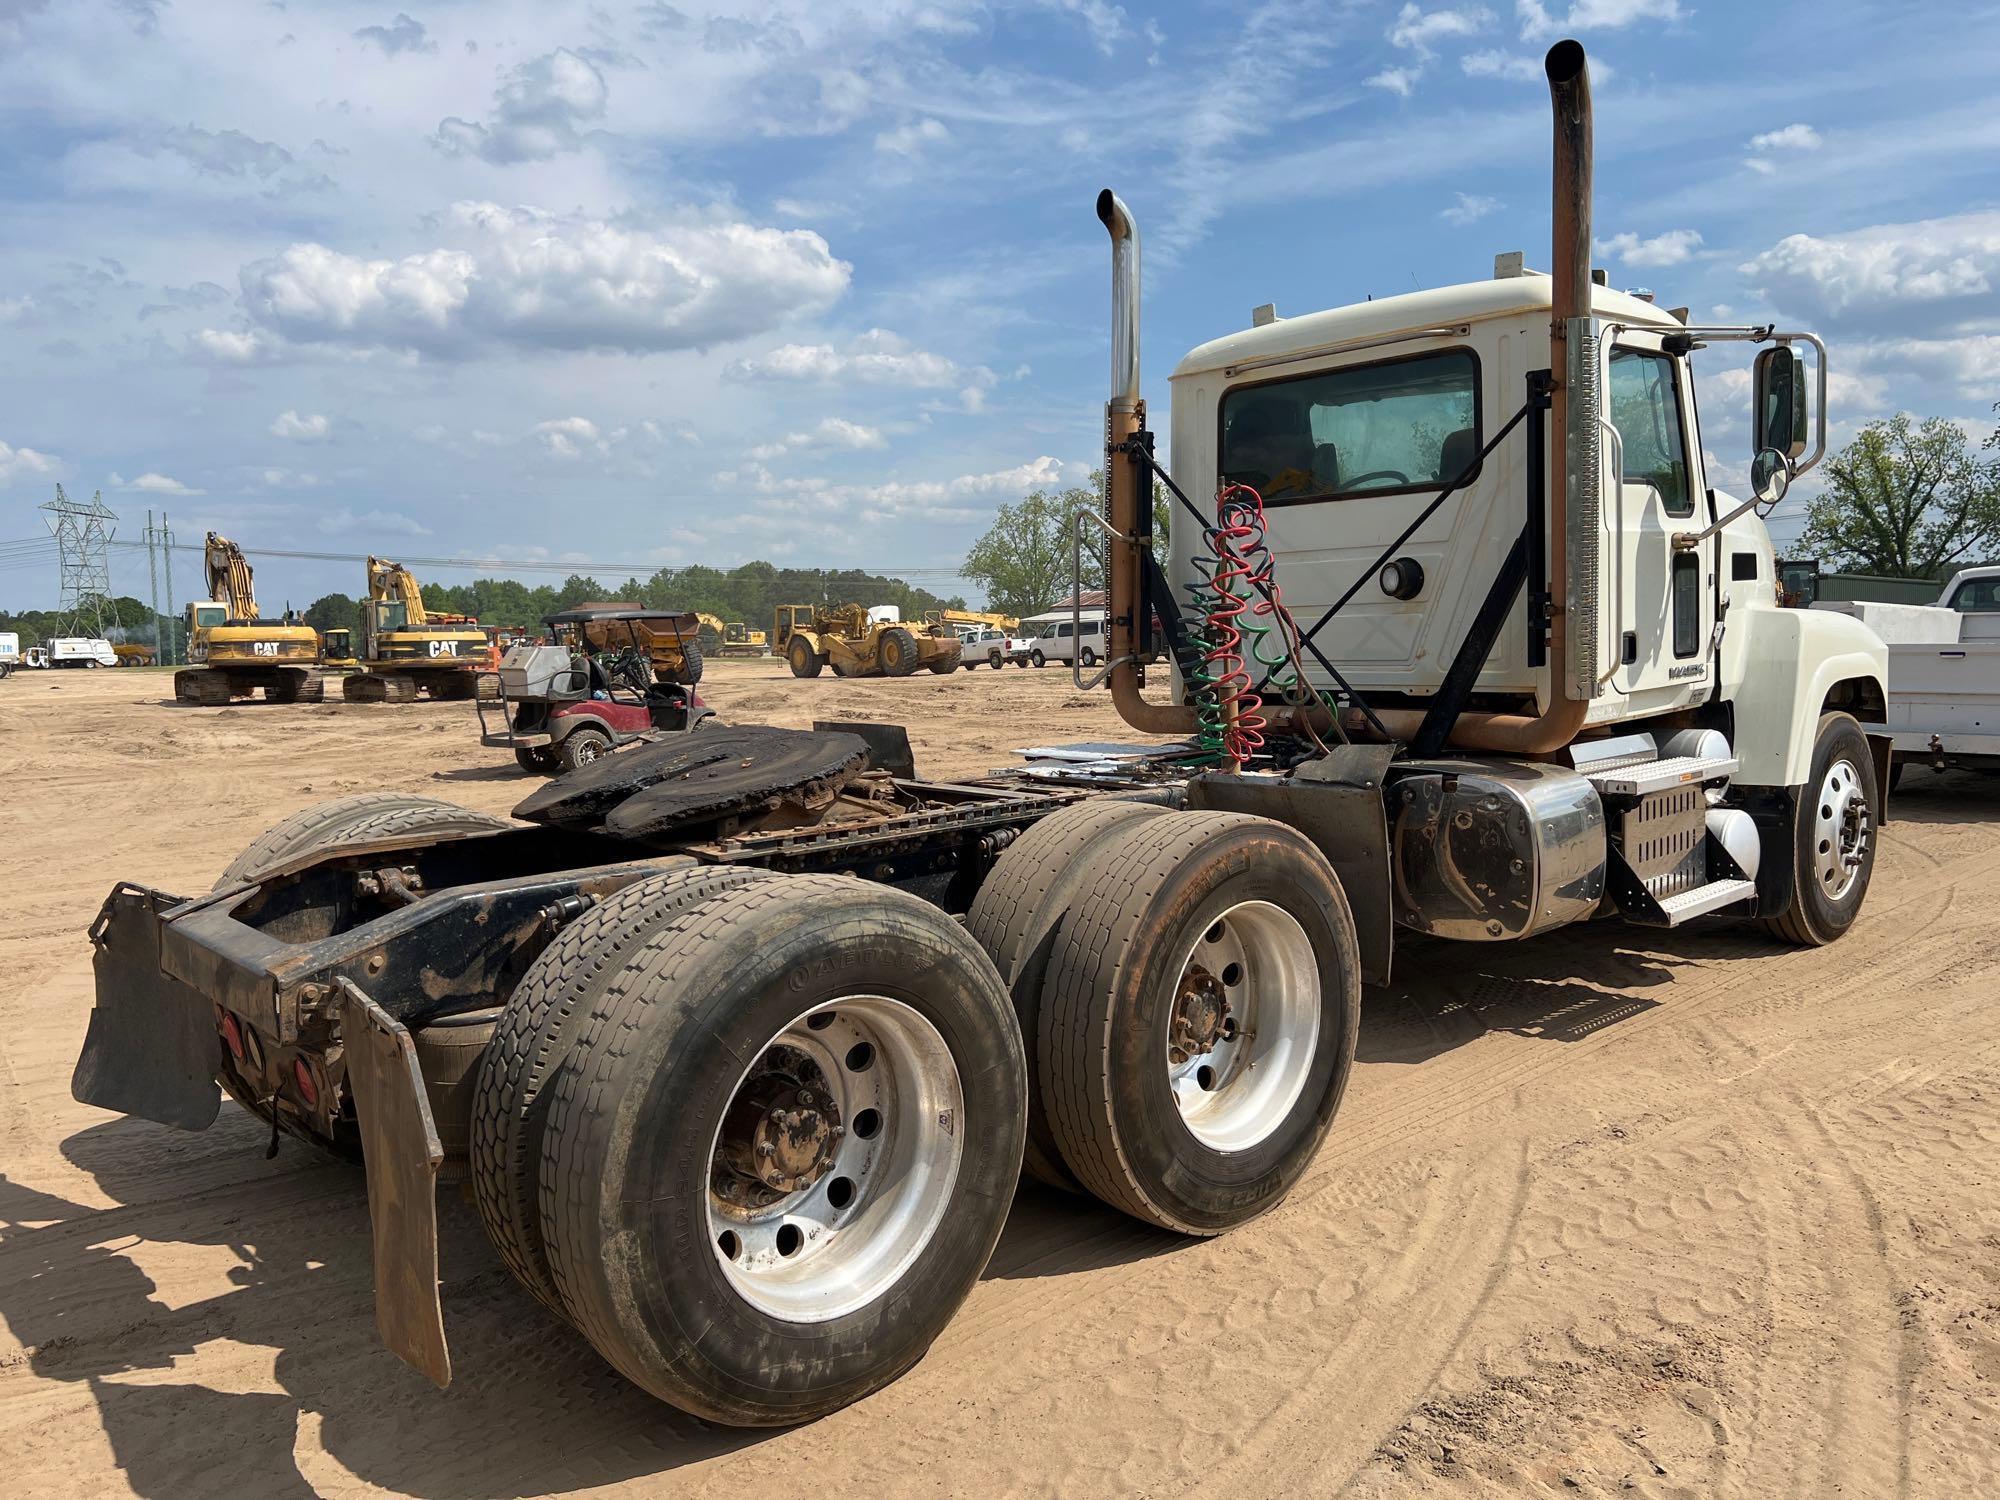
[72,41,1890,1429]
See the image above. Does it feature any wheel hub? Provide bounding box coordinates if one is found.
[1169,966,1231,1065]
[715,1051,843,1199]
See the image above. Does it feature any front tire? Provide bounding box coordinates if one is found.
[1762,711,1878,946]
[788,638,822,678]
[879,626,919,678]
[1029,649,1046,669]
[537,874,1026,1425]
[1039,811,1359,1234]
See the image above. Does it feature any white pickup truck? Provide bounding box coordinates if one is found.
[1816,565,2000,780]
[954,626,1033,669]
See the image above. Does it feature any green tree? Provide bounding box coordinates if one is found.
[1797,414,2000,578]
[303,592,359,639]
[963,471,1172,618]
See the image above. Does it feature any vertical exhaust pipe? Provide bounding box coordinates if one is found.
[1098,189,1197,736]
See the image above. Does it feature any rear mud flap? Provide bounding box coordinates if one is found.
[337,979,451,1388]
[1866,730,1893,823]
[73,885,221,1131]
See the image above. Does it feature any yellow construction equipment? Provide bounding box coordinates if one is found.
[343,556,489,702]
[173,532,326,705]
[320,627,359,669]
[694,611,769,658]
[926,608,1020,634]
[772,603,963,679]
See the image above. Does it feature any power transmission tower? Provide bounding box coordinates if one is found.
[40,483,118,637]
[161,510,177,664]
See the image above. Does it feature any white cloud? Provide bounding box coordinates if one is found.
[258,466,322,488]
[1441,192,1501,226]
[0,438,58,484]
[1367,66,1421,97]
[317,506,430,537]
[532,416,606,459]
[112,470,203,495]
[726,328,986,389]
[1738,211,2000,335]
[237,201,851,357]
[747,416,888,461]
[270,409,331,441]
[433,49,608,164]
[1518,0,1679,37]
[354,13,435,55]
[724,454,1076,524]
[1460,49,1541,80]
[1851,335,2000,395]
[1749,123,1821,153]
[1601,228,1703,267]
[875,118,948,156]
[1389,4,1493,56]
[189,328,270,363]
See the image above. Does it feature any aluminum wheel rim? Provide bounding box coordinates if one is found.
[1166,900,1320,1153]
[707,996,963,1323]
[1814,755,1870,902]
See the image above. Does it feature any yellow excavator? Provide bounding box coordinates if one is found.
[697,611,769,658]
[173,532,325,705]
[343,556,488,702]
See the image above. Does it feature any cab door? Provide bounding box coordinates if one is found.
[1605,338,1713,711]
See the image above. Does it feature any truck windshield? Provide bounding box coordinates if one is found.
[1219,348,1480,504]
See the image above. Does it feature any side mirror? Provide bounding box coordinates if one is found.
[1750,447,1791,506]
[1752,344,1808,461]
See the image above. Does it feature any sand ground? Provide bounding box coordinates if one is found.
[0,660,1995,1498]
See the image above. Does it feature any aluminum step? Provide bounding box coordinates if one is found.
[1653,877,1757,926]
[1586,753,1738,798]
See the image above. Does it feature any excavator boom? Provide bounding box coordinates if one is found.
[203,532,260,621]
[365,556,429,625]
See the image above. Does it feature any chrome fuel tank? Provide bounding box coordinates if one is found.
[1387,759,1605,940]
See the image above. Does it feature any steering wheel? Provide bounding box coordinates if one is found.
[1345,469,1411,488]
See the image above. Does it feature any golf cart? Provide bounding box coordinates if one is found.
[478,615,715,774]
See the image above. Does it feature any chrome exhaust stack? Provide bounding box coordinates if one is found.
[1097,188,1196,735]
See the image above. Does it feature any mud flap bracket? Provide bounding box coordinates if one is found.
[337,978,451,1389]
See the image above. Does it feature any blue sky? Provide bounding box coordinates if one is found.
[2,0,1996,610]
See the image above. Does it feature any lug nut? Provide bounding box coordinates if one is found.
[756,1141,775,1157]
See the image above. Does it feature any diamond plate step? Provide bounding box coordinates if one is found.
[1585,753,1738,798]
[1655,877,1757,926]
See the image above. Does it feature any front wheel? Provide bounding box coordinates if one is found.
[1029,649,1046,669]
[788,639,822,679]
[1762,711,1878,946]
[1079,646,1098,668]
[537,875,1027,1425]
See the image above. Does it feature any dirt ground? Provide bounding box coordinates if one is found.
[1,660,1995,1498]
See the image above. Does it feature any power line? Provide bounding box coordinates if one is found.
[104,536,974,582]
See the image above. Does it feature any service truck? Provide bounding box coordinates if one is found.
[71,41,1888,1430]
[1816,564,2000,779]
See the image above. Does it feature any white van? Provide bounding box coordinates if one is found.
[1028,613,1108,668]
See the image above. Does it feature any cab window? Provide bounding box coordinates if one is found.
[1219,348,1480,504]
[1946,576,2000,612]
[1609,349,1693,516]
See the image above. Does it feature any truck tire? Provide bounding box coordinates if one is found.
[1029,649,1046,669]
[215,792,513,888]
[558,726,612,772]
[927,655,958,675]
[966,797,1169,1190]
[1080,647,1098,668]
[1039,811,1359,1235]
[879,626,919,678]
[676,642,704,685]
[470,863,770,1308]
[538,874,1026,1426]
[1762,711,1879,946]
[514,745,558,774]
[788,638,822,678]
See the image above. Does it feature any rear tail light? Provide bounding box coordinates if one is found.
[218,1009,244,1059]
[293,1059,319,1108]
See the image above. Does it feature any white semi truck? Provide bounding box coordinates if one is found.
[71,40,1888,1430]
[1816,564,2000,779]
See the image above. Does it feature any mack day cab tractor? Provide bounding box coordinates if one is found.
[70,42,1889,1431]
[342,556,488,702]
[173,532,326,705]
